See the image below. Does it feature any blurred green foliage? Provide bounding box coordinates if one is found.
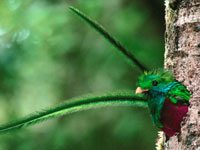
[0,0,164,149]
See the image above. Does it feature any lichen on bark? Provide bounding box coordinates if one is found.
[164,0,200,149]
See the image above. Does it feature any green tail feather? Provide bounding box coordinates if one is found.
[0,91,147,133]
[69,6,148,72]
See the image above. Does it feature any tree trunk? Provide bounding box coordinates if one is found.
[164,0,200,149]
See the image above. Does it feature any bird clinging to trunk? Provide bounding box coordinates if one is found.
[135,70,191,138]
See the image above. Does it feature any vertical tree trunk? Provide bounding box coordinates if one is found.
[164,0,200,149]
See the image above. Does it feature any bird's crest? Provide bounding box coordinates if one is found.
[140,69,174,82]
[137,69,175,89]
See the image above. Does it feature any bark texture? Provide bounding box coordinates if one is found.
[164,0,200,149]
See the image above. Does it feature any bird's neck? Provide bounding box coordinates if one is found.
[148,81,178,98]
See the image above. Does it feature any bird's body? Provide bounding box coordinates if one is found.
[161,98,188,137]
[136,70,191,138]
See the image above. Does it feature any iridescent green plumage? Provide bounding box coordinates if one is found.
[136,69,191,134]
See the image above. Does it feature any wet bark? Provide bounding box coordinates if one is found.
[164,0,200,149]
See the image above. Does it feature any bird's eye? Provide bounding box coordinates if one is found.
[152,80,158,86]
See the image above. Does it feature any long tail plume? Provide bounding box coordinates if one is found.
[69,6,149,72]
[0,91,147,133]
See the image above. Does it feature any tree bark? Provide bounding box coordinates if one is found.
[164,0,200,149]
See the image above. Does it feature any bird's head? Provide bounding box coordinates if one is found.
[135,69,175,94]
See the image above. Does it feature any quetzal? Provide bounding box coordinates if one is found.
[135,70,191,138]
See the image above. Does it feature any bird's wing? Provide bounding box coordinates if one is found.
[167,82,191,104]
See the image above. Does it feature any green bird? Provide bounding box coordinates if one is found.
[69,7,191,138]
[135,70,191,138]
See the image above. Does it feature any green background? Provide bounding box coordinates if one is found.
[0,0,164,149]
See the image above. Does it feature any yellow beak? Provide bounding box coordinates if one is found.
[135,87,148,94]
